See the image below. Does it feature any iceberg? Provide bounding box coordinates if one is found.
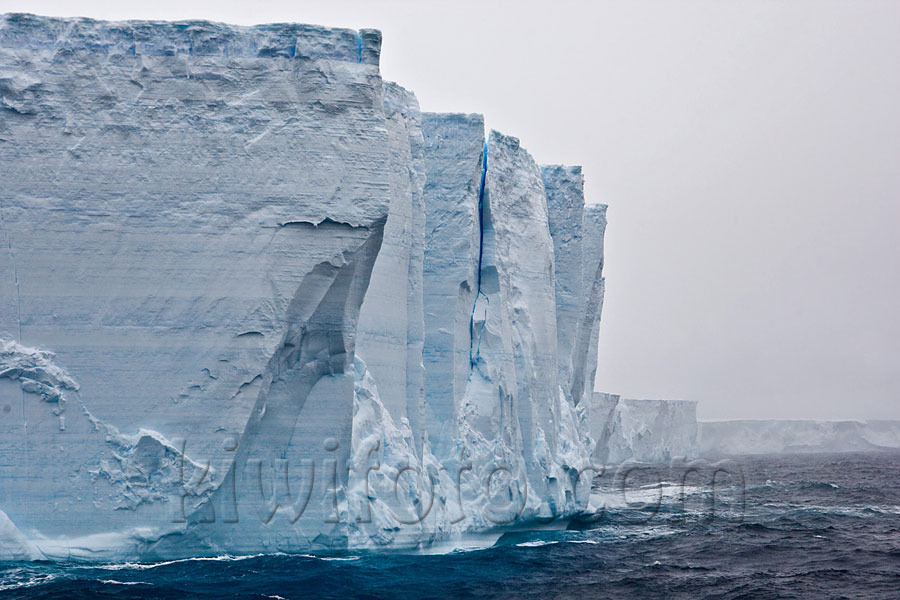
[699,420,900,456]
[0,14,611,559]
[590,395,699,464]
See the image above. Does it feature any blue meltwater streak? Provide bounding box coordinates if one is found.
[469,140,489,365]
[475,140,488,291]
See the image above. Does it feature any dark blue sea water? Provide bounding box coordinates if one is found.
[2,451,898,599]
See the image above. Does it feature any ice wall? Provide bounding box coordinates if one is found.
[0,13,390,559]
[580,206,608,402]
[589,392,620,464]
[699,420,900,456]
[356,81,426,451]
[0,14,614,560]
[591,396,699,464]
[540,169,608,411]
[474,131,562,506]
[543,166,584,406]
[419,113,484,461]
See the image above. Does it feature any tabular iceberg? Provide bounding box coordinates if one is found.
[699,420,900,456]
[0,14,612,560]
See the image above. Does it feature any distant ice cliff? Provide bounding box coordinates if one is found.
[589,394,699,464]
[699,420,900,456]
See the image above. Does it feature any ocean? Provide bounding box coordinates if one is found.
[2,451,897,599]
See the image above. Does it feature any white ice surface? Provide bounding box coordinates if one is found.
[699,419,900,456]
[591,396,699,464]
[0,14,619,560]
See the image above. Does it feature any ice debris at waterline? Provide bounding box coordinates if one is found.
[0,14,614,560]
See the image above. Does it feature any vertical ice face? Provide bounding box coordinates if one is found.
[594,397,699,464]
[473,130,560,512]
[420,113,484,461]
[541,167,605,513]
[356,82,426,455]
[542,166,585,408]
[404,99,427,461]
[589,392,620,464]
[347,83,431,549]
[415,125,597,528]
[0,508,41,561]
[577,204,609,406]
[0,14,391,557]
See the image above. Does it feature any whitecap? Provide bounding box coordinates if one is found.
[99,579,147,586]
[92,552,279,570]
[0,572,57,591]
[515,540,559,548]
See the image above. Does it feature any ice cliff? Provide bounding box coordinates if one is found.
[0,14,612,560]
[699,420,900,456]
[590,394,699,464]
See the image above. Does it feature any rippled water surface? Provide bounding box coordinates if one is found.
[2,452,898,599]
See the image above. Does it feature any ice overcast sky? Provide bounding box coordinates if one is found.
[2,0,898,420]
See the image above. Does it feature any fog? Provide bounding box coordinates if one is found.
[3,0,898,419]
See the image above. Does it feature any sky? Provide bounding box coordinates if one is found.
[1,0,897,420]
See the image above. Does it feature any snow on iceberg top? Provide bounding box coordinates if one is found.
[620,397,697,405]
[0,13,382,65]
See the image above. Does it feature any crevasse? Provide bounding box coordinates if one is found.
[470,139,489,366]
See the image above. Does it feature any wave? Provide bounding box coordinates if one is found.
[89,552,286,571]
[0,571,59,592]
[779,504,899,520]
[515,540,559,548]
[799,481,841,491]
